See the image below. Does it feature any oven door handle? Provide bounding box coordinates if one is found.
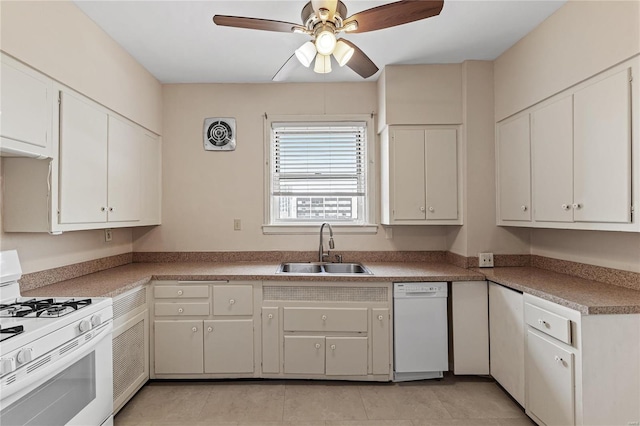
[1,321,112,406]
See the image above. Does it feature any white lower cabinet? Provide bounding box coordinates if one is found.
[204,319,254,373]
[284,336,326,375]
[451,281,489,374]
[326,337,368,376]
[154,320,203,374]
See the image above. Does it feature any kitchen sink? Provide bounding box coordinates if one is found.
[277,262,372,275]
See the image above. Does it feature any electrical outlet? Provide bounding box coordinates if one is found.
[479,252,494,268]
[104,228,113,242]
[233,219,241,231]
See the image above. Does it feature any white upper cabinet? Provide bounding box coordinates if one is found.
[573,68,631,223]
[107,116,141,222]
[381,126,460,225]
[496,114,531,223]
[497,57,638,232]
[0,53,54,158]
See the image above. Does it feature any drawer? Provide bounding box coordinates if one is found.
[154,285,209,299]
[283,307,368,332]
[155,302,210,316]
[525,302,572,344]
[213,285,253,316]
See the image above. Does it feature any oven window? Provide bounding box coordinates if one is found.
[1,352,96,426]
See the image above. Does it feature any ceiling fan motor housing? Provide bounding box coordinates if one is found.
[203,117,236,151]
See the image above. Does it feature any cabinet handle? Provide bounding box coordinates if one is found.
[554,355,564,364]
[572,203,582,209]
[109,207,113,212]
[321,315,327,321]
[561,204,570,210]
[178,308,184,314]
[378,315,384,321]
[538,319,547,326]
[315,343,321,349]
[229,299,235,305]
[192,327,197,332]
[207,326,213,332]
[330,344,336,350]
[420,207,426,212]
[177,290,183,296]
[267,313,273,319]
[428,206,434,212]
[100,207,106,212]
[521,205,528,211]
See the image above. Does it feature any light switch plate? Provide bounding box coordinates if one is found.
[479,252,494,268]
[104,228,113,242]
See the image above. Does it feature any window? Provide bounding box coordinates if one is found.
[265,115,375,231]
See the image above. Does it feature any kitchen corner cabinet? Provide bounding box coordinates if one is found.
[262,282,392,381]
[112,286,149,415]
[488,282,525,406]
[2,85,162,232]
[451,281,489,375]
[497,57,638,232]
[380,125,461,225]
[151,281,257,378]
[0,53,54,159]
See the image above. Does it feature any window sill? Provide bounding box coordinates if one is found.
[262,224,379,235]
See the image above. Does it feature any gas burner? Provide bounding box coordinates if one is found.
[0,324,24,342]
[0,298,92,318]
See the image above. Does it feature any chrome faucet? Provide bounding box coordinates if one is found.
[318,222,334,263]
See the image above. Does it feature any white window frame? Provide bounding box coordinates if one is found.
[263,114,377,235]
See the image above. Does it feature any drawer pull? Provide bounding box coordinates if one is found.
[538,319,548,327]
[554,355,564,365]
[377,315,384,321]
[178,308,184,314]
[192,327,197,332]
[315,343,321,349]
[229,299,235,305]
[330,344,336,350]
[207,326,213,332]
[177,290,183,296]
[267,313,273,319]
[321,315,327,321]
[521,205,528,211]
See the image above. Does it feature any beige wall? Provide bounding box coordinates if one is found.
[0,1,161,273]
[132,82,451,253]
[494,0,640,272]
[495,0,640,121]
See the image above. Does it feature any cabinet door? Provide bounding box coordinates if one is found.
[107,116,140,222]
[497,115,531,222]
[489,282,525,406]
[391,129,426,220]
[527,330,575,426]
[204,319,254,374]
[153,320,203,374]
[372,308,390,375]
[573,68,631,223]
[452,281,489,375]
[213,285,253,316]
[262,308,280,374]
[425,128,458,220]
[531,96,574,222]
[58,91,108,224]
[284,336,325,374]
[139,131,162,225]
[326,337,368,376]
[0,54,53,157]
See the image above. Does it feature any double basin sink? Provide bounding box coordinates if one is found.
[277,262,372,275]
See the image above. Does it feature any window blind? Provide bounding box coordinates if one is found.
[271,122,366,198]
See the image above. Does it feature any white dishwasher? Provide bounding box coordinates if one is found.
[393,282,448,381]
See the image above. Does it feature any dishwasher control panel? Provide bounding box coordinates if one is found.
[394,282,447,297]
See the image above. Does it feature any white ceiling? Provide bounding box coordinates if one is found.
[74,0,566,84]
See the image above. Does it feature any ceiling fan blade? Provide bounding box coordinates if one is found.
[340,40,379,79]
[343,0,444,33]
[213,15,299,33]
[272,54,300,82]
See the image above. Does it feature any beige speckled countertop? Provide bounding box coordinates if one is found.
[481,267,640,315]
[22,261,483,298]
[21,261,640,315]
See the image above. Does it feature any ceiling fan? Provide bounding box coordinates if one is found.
[213,0,444,80]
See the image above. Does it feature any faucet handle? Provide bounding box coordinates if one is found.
[335,254,343,263]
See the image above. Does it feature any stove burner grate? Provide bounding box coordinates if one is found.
[0,324,25,342]
[0,298,93,318]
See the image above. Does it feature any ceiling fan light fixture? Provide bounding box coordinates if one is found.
[315,29,337,55]
[313,53,332,74]
[295,41,317,67]
[333,40,354,66]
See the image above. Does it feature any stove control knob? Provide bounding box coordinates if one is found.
[79,319,92,333]
[16,348,32,365]
[0,358,16,375]
[91,314,102,327]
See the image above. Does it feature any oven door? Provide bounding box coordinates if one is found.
[0,321,113,426]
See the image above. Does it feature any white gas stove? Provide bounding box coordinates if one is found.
[0,250,114,426]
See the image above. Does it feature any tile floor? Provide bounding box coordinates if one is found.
[114,376,535,426]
